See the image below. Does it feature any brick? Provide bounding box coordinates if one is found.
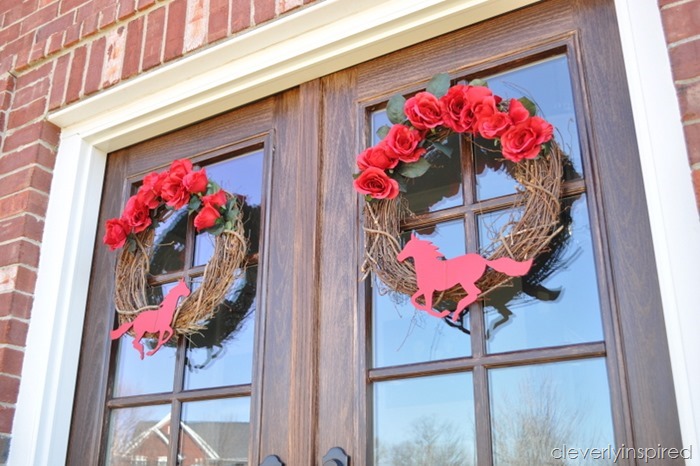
[122,16,144,79]
[60,0,89,14]
[0,375,20,405]
[164,0,186,61]
[0,319,29,349]
[29,41,48,63]
[208,0,228,42]
[102,26,126,87]
[0,214,46,244]
[0,144,55,172]
[0,167,53,199]
[142,7,166,71]
[0,241,41,270]
[84,36,106,95]
[2,0,39,27]
[7,98,47,129]
[117,0,137,20]
[677,80,700,122]
[35,12,75,42]
[0,292,34,320]
[98,3,118,29]
[46,31,65,55]
[49,53,70,110]
[684,123,700,165]
[669,39,700,81]
[0,348,23,377]
[2,120,60,153]
[19,3,59,35]
[79,12,100,40]
[0,23,20,47]
[184,0,208,53]
[65,45,87,104]
[17,62,52,88]
[230,0,251,33]
[137,0,157,10]
[12,266,37,295]
[253,0,275,24]
[63,22,81,48]
[11,79,49,110]
[0,406,14,434]
[279,0,303,14]
[9,34,34,72]
[0,190,49,220]
[694,168,700,206]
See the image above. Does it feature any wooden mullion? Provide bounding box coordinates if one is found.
[369,341,606,382]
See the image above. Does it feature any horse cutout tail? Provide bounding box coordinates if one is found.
[110,320,134,340]
[485,257,533,277]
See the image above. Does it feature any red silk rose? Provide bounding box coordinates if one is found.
[104,218,130,250]
[183,169,208,194]
[440,85,495,133]
[121,196,152,233]
[201,190,227,208]
[385,125,425,163]
[477,112,512,139]
[404,92,443,130]
[194,203,222,231]
[161,176,190,209]
[354,167,400,199]
[508,98,530,124]
[357,144,400,170]
[500,116,553,162]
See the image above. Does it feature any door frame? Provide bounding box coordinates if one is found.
[10,0,699,465]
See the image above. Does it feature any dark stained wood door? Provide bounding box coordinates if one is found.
[69,1,683,465]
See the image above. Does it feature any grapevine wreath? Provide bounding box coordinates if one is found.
[103,158,248,336]
[354,74,564,311]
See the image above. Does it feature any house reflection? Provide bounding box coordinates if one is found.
[110,414,249,466]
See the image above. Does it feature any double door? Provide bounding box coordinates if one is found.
[69,1,683,464]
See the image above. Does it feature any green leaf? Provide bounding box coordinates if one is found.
[386,94,407,124]
[225,208,239,222]
[469,78,488,87]
[426,73,451,98]
[224,221,233,231]
[431,141,453,157]
[395,176,408,193]
[206,222,225,236]
[126,236,137,254]
[188,196,202,212]
[396,158,431,178]
[518,97,537,117]
[376,125,391,140]
[206,181,221,196]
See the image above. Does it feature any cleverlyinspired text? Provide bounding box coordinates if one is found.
[551,444,692,463]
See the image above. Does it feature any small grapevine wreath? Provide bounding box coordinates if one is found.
[103,158,248,336]
[354,74,564,307]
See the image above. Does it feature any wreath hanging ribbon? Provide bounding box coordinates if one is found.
[103,159,248,355]
[355,74,564,315]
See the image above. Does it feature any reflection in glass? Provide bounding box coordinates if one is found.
[371,110,463,214]
[194,151,264,265]
[475,55,582,202]
[374,221,469,368]
[490,359,614,465]
[178,397,251,466]
[149,208,188,275]
[478,196,604,353]
[373,373,476,465]
[104,404,171,466]
[112,283,178,397]
[184,267,257,389]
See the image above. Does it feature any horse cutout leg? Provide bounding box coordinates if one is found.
[451,282,481,322]
[410,290,450,318]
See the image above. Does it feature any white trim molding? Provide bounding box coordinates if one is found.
[10,0,699,464]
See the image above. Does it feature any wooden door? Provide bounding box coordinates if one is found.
[69,1,683,465]
[316,0,683,465]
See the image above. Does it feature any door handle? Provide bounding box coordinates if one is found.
[323,447,350,466]
[260,454,284,466]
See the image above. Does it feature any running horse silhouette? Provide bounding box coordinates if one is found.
[110,279,191,359]
[397,233,533,322]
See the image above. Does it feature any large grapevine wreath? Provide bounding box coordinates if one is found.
[355,74,563,310]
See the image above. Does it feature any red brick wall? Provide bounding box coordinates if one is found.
[0,0,697,462]
[0,0,315,461]
[659,0,700,206]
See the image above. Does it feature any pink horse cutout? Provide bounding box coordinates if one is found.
[397,233,533,322]
[111,279,191,359]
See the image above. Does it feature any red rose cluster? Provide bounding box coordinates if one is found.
[353,83,554,200]
[103,159,229,250]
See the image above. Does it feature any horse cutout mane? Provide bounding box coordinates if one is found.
[110,279,191,359]
[397,233,533,322]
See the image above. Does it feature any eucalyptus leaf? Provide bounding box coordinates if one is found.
[397,158,431,178]
[426,73,451,98]
[206,222,225,237]
[225,208,239,222]
[386,94,407,124]
[469,78,488,87]
[395,176,408,193]
[188,196,202,212]
[376,125,391,140]
[206,181,221,196]
[518,97,537,117]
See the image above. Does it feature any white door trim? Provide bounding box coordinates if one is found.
[10,0,699,464]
